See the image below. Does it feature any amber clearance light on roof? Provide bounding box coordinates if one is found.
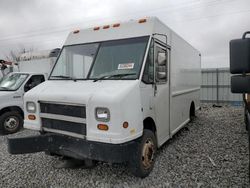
[73,30,80,34]
[103,25,110,29]
[93,26,100,31]
[138,18,147,23]
[113,23,120,28]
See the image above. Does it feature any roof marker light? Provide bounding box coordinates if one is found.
[103,25,110,29]
[93,26,100,31]
[73,30,80,34]
[113,23,120,28]
[138,18,147,23]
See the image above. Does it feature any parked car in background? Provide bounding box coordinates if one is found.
[0,48,60,134]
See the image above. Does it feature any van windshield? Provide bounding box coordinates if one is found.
[89,36,149,80]
[0,73,28,91]
[50,43,99,80]
[49,36,149,80]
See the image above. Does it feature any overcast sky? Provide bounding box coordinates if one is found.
[0,0,250,68]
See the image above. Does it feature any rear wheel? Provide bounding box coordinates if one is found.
[0,111,23,134]
[129,129,157,178]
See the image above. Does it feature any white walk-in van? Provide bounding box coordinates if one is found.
[8,17,201,177]
[0,49,60,134]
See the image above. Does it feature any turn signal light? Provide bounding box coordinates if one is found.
[97,124,109,131]
[138,18,147,23]
[28,115,36,120]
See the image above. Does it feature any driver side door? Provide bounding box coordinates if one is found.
[153,41,170,146]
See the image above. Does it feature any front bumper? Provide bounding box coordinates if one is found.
[7,133,139,163]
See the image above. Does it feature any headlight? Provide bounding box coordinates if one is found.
[26,102,36,113]
[95,107,110,122]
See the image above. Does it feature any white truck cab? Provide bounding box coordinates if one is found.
[0,49,60,134]
[8,17,201,177]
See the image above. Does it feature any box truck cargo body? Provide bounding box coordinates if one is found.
[0,60,18,78]
[0,49,59,134]
[8,18,201,177]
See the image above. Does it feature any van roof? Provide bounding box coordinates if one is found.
[65,17,170,46]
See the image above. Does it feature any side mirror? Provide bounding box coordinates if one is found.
[157,52,167,65]
[230,31,250,74]
[231,75,250,93]
[156,65,167,80]
[157,71,166,79]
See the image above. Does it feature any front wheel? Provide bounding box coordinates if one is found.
[0,111,23,134]
[129,129,157,178]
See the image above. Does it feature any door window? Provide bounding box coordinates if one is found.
[24,75,45,92]
[155,45,167,83]
[142,41,168,84]
[142,40,154,84]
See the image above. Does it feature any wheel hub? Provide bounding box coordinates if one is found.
[142,138,155,169]
[4,117,19,131]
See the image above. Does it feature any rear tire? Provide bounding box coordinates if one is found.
[129,129,157,178]
[0,111,23,134]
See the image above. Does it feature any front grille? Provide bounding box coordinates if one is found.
[39,101,87,137]
[40,102,86,118]
[42,118,86,135]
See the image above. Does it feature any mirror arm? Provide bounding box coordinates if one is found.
[153,33,168,45]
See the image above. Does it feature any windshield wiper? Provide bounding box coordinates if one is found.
[50,75,73,79]
[93,73,136,82]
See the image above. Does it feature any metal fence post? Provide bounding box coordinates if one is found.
[216,68,219,104]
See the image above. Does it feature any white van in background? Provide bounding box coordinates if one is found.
[0,48,60,134]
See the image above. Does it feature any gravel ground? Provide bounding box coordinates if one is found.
[0,104,249,187]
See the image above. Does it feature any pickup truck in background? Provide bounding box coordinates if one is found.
[0,48,60,134]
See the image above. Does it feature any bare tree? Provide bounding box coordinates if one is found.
[5,46,35,63]
[1,46,35,76]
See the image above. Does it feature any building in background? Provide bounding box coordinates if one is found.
[201,68,242,105]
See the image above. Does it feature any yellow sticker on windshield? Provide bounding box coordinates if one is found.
[118,63,134,70]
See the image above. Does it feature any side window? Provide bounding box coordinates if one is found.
[155,45,167,83]
[142,41,154,84]
[24,75,45,92]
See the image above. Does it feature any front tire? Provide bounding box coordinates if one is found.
[0,111,23,134]
[129,129,157,178]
